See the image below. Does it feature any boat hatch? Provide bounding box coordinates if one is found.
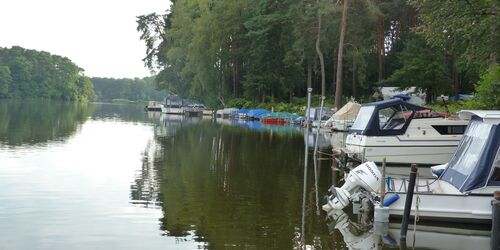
[440,117,500,192]
[349,99,431,136]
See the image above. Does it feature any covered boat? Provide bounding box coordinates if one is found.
[216,108,238,118]
[261,112,298,125]
[247,109,271,120]
[325,101,361,131]
[307,107,335,127]
[345,99,468,165]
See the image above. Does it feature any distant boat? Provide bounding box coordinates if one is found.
[216,108,238,118]
[161,95,184,115]
[307,107,335,128]
[184,104,213,117]
[145,101,163,112]
[345,99,468,165]
[261,112,298,125]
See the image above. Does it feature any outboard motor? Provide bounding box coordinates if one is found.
[327,209,380,250]
[323,161,382,211]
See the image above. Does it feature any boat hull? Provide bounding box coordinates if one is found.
[386,192,492,223]
[346,134,461,165]
[161,106,184,115]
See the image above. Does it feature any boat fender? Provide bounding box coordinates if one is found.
[383,194,400,207]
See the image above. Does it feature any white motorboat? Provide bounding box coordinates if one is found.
[216,108,237,118]
[161,95,185,114]
[382,110,500,223]
[345,99,468,165]
[324,110,500,224]
[161,104,184,115]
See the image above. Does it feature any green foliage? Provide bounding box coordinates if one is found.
[472,66,500,109]
[91,77,165,102]
[138,0,498,106]
[0,66,12,97]
[425,101,468,115]
[411,0,499,69]
[382,35,452,100]
[0,46,95,101]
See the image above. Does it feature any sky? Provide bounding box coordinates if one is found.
[0,0,170,78]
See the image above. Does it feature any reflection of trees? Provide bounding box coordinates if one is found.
[152,122,334,249]
[91,103,151,122]
[0,99,93,146]
[130,140,161,208]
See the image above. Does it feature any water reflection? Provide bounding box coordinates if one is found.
[326,208,491,250]
[0,99,93,146]
[147,118,335,249]
[216,118,302,135]
[130,140,162,208]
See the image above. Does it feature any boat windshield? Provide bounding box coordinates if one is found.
[489,149,500,183]
[444,120,493,188]
[351,106,375,131]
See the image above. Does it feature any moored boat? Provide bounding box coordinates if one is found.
[381,110,500,223]
[345,99,468,165]
[325,101,361,131]
[324,110,500,224]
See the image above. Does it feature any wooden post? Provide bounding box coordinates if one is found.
[400,164,418,241]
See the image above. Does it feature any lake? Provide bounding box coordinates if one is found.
[0,100,491,249]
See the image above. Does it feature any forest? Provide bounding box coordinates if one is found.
[0,46,96,101]
[137,0,498,109]
[0,46,165,103]
[92,77,165,102]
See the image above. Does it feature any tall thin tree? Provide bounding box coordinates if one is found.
[335,0,348,109]
[316,0,326,97]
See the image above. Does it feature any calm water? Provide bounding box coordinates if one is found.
[0,100,491,250]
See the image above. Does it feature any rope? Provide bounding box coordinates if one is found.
[416,178,438,187]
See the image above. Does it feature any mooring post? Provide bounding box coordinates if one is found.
[492,191,500,250]
[400,164,418,241]
[380,157,387,206]
[301,88,313,245]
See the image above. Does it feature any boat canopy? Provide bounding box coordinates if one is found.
[307,107,335,121]
[326,101,360,122]
[247,109,271,119]
[349,99,438,136]
[261,112,298,120]
[440,111,500,192]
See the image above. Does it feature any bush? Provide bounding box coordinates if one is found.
[472,65,500,109]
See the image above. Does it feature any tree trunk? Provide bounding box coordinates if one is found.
[335,0,348,110]
[352,57,356,99]
[377,15,384,81]
[446,53,459,98]
[316,0,326,97]
[232,58,239,97]
[307,61,312,89]
[332,47,337,95]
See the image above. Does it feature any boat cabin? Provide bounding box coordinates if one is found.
[349,99,448,136]
[440,110,500,193]
[164,95,183,108]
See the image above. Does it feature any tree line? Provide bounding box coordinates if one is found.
[137,0,498,109]
[92,77,165,102]
[0,46,167,103]
[0,46,96,101]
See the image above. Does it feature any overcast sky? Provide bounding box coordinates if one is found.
[0,0,170,78]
